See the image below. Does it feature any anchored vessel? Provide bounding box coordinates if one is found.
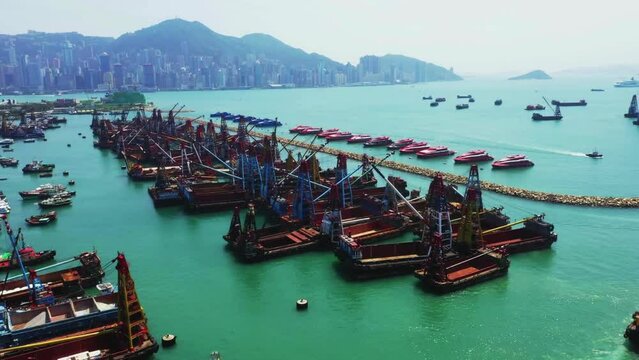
[492,155,534,169]
[454,150,494,164]
[551,99,587,106]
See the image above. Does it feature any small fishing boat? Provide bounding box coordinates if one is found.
[1,144,9,148]
[96,282,115,295]
[551,99,587,106]
[435,97,446,102]
[3,149,13,152]
[399,142,430,154]
[0,244,56,271]
[525,104,545,111]
[586,150,603,159]
[0,157,18,167]
[300,127,323,135]
[348,135,372,143]
[318,128,340,137]
[430,102,439,107]
[39,196,72,208]
[454,149,494,163]
[456,104,469,110]
[25,211,57,226]
[492,155,534,169]
[326,132,354,141]
[494,99,503,105]
[289,125,310,133]
[422,96,432,100]
[364,136,393,147]
[624,95,638,118]
[417,146,455,158]
[387,138,414,150]
[468,97,475,103]
[23,138,36,143]
[39,173,53,178]
[0,139,14,145]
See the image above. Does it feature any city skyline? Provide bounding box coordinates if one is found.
[2,0,638,75]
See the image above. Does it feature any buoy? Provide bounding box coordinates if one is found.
[296,299,308,310]
[68,180,75,185]
[63,171,69,176]
[161,334,176,347]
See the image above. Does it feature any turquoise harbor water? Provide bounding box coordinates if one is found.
[2,78,639,359]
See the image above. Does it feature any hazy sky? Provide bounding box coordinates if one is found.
[2,0,638,75]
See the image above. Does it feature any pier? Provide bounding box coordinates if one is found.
[249,130,639,208]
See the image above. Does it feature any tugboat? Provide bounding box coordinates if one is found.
[585,150,603,158]
[25,211,57,226]
[387,138,414,150]
[347,134,372,143]
[454,150,494,163]
[39,195,72,208]
[416,146,455,158]
[551,99,587,106]
[624,95,638,118]
[0,157,18,167]
[399,142,430,154]
[492,155,534,169]
[300,127,323,135]
[525,104,545,111]
[456,104,469,110]
[532,105,563,121]
[364,136,393,147]
[326,132,353,141]
[318,128,340,137]
[22,161,55,174]
[494,99,503,106]
[624,311,639,346]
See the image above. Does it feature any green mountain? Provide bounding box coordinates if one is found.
[509,70,552,80]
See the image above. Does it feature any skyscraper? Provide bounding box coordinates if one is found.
[142,64,156,88]
[99,52,111,74]
[113,63,124,89]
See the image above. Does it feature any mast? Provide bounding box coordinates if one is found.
[464,164,483,210]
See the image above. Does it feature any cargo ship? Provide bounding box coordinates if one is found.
[532,105,562,121]
[0,253,159,360]
[416,146,455,158]
[454,150,494,163]
[0,252,104,307]
[492,155,534,169]
[551,99,587,106]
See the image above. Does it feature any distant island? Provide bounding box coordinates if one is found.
[508,70,552,80]
[0,18,461,94]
